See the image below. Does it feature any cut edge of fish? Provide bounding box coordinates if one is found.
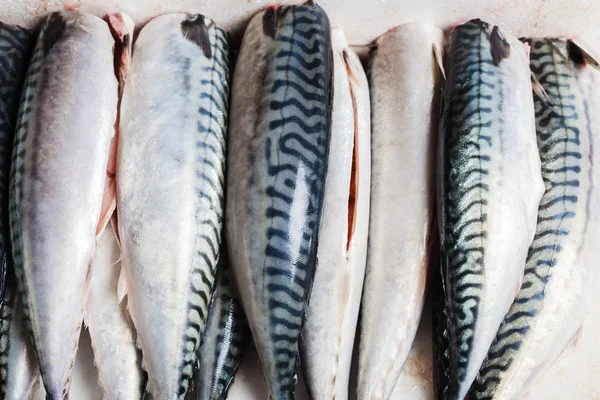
[97,12,135,241]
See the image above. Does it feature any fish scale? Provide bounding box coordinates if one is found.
[9,11,118,398]
[196,247,250,400]
[117,13,229,400]
[226,3,332,398]
[473,38,597,399]
[437,19,543,399]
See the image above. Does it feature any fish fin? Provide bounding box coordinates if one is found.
[181,15,212,59]
[490,25,510,66]
[111,213,121,248]
[263,6,279,38]
[531,71,552,104]
[567,39,600,71]
[433,41,446,79]
[43,12,67,57]
[117,266,128,304]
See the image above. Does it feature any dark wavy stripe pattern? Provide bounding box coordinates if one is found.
[472,38,588,399]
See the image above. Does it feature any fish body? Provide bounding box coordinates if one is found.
[9,11,118,398]
[117,13,230,400]
[300,27,370,400]
[0,283,40,400]
[357,23,443,400]
[0,22,34,306]
[437,19,543,399]
[196,248,250,400]
[473,38,600,400]
[86,226,146,400]
[226,4,332,398]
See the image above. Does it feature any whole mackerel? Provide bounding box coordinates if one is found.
[117,13,230,400]
[473,38,600,400]
[196,246,250,400]
[226,2,332,398]
[9,11,118,398]
[437,19,544,399]
[358,23,443,400]
[300,27,370,400]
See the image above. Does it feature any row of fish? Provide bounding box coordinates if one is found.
[0,2,597,400]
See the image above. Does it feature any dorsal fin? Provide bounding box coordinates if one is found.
[262,6,279,38]
[490,25,510,66]
[43,12,67,57]
[567,39,600,71]
[181,14,212,59]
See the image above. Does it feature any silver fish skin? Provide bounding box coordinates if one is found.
[9,11,118,399]
[300,27,370,400]
[117,13,230,400]
[196,248,250,400]
[358,23,443,400]
[226,4,332,399]
[0,284,40,400]
[473,38,600,400]
[86,225,146,400]
[437,19,543,399]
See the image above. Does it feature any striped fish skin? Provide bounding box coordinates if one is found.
[196,247,250,400]
[358,23,443,400]
[117,13,230,400]
[0,282,40,400]
[437,19,543,399]
[0,22,34,308]
[300,27,370,400]
[9,11,118,399]
[86,226,146,400]
[226,4,332,399]
[473,38,600,400]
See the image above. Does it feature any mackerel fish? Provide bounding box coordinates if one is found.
[196,246,250,400]
[436,19,544,399]
[358,22,443,400]
[9,11,118,398]
[473,38,600,400]
[226,2,332,398]
[300,27,370,400]
[117,13,230,400]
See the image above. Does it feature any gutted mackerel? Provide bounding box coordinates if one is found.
[86,225,146,400]
[226,3,332,398]
[117,13,230,400]
[358,23,443,400]
[437,19,543,399]
[473,38,600,400]
[9,11,118,398]
[196,247,250,400]
[300,27,369,400]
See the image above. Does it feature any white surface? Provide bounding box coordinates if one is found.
[6,0,597,399]
[0,0,599,52]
